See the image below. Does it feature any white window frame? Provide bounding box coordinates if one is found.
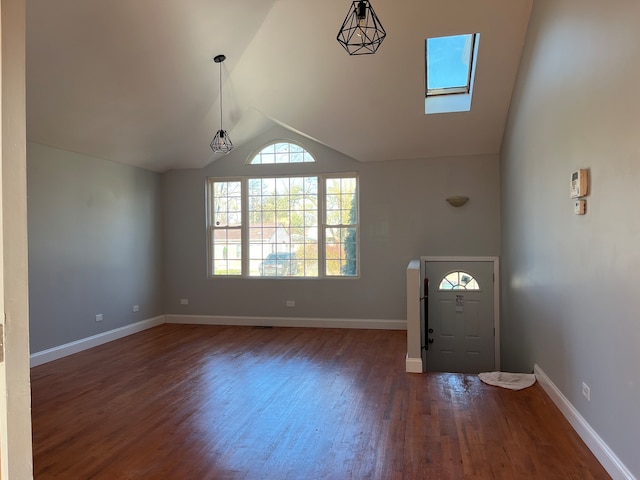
[207,173,359,279]
[323,175,360,278]
[207,177,244,277]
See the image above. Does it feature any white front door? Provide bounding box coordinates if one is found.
[423,260,495,373]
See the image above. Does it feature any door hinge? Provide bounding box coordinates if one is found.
[0,323,4,363]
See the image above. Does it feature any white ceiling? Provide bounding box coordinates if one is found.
[26,0,532,172]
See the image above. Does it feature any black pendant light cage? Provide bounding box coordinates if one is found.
[210,54,234,154]
[337,0,386,55]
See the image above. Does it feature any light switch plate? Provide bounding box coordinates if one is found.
[574,199,586,215]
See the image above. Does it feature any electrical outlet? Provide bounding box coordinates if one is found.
[286,300,295,307]
[582,382,591,402]
[95,314,103,322]
[133,305,139,312]
[180,299,189,305]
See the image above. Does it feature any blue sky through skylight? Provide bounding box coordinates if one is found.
[426,34,474,92]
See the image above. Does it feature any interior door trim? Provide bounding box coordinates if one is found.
[420,256,500,371]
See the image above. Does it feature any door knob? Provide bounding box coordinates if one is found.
[428,338,434,344]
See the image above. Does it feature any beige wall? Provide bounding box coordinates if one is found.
[27,143,164,353]
[501,0,640,476]
[163,126,501,322]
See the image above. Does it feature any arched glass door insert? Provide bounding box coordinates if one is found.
[438,271,480,290]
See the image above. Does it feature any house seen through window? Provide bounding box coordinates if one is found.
[209,142,358,278]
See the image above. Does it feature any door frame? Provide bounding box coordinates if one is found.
[1,0,33,477]
[421,256,500,372]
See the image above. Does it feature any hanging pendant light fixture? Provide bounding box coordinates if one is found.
[337,0,386,55]
[210,54,234,154]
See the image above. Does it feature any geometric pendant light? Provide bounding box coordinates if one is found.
[337,1,386,55]
[210,54,234,154]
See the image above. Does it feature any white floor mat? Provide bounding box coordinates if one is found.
[478,371,536,390]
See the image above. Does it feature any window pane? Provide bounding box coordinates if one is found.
[248,178,262,192]
[261,178,276,195]
[250,142,316,164]
[340,177,357,193]
[324,226,357,276]
[305,211,318,229]
[291,194,304,212]
[326,210,341,226]
[290,226,305,239]
[304,177,318,195]
[324,177,358,276]
[262,143,276,155]
[275,177,289,195]
[248,176,319,277]
[212,228,242,276]
[290,176,303,191]
[212,181,241,227]
[326,259,342,276]
[304,259,319,277]
[426,34,474,94]
[326,193,339,210]
[211,180,242,276]
[342,227,357,276]
[325,179,357,226]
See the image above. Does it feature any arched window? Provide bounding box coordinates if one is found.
[249,141,315,165]
[438,271,480,290]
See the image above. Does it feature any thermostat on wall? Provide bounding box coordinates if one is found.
[570,169,589,198]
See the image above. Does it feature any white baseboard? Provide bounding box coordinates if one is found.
[405,354,423,373]
[534,364,636,480]
[165,314,406,331]
[30,315,165,367]
[30,314,405,368]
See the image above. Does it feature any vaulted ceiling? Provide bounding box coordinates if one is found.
[26,0,532,172]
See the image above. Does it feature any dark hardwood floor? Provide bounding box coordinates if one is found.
[31,324,610,479]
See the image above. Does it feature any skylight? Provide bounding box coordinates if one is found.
[425,33,479,114]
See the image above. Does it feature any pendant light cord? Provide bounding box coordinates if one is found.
[219,61,223,129]
[210,54,233,153]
